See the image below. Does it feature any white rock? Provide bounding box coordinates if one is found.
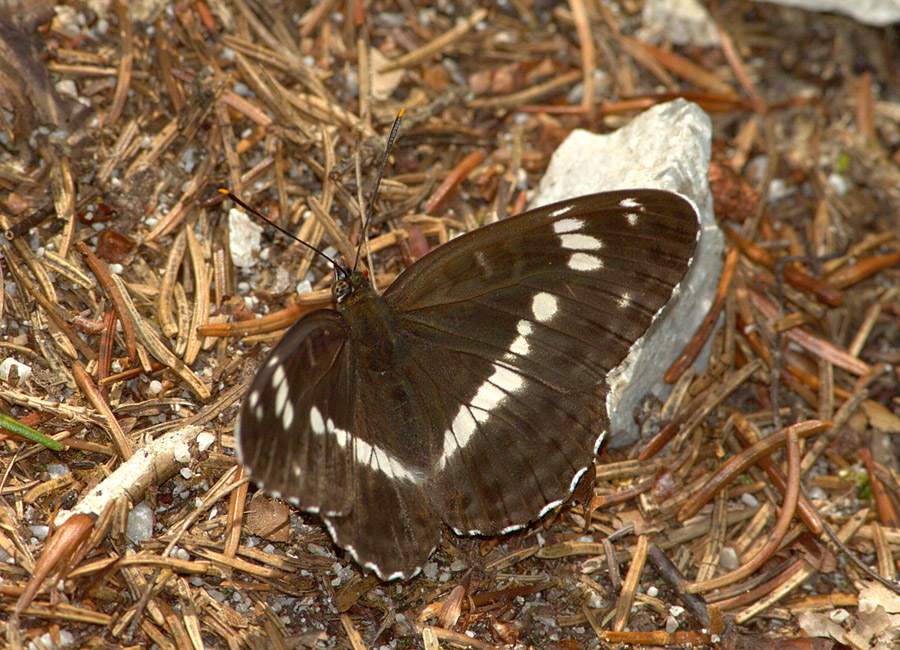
[642,0,720,47]
[173,439,192,464]
[126,502,154,543]
[47,464,70,478]
[55,79,80,99]
[530,99,723,448]
[29,525,50,541]
[197,431,215,452]
[719,546,740,571]
[228,207,264,269]
[754,0,900,26]
[27,629,75,650]
[0,358,33,383]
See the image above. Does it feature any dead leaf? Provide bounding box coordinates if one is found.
[371,48,404,101]
[797,611,846,644]
[856,580,900,614]
[244,492,290,543]
[861,399,900,433]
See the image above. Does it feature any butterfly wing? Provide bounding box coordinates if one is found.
[319,437,440,580]
[383,189,699,535]
[237,306,443,579]
[235,310,357,516]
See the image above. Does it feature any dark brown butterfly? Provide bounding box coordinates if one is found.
[232,187,699,580]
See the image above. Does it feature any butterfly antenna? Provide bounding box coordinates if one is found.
[218,189,341,273]
[352,109,404,272]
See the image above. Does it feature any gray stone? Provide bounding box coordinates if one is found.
[641,0,720,47]
[755,0,900,26]
[530,99,723,447]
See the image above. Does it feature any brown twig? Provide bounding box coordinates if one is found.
[684,427,801,594]
[77,241,138,361]
[676,420,830,523]
[665,246,738,383]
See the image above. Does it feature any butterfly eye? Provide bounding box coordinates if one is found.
[333,280,352,303]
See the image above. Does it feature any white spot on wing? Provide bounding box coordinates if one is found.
[546,205,573,218]
[553,218,584,234]
[568,252,603,272]
[475,251,489,273]
[476,366,523,406]
[275,380,288,416]
[505,320,534,359]
[438,364,525,468]
[508,336,529,356]
[626,212,638,227]
[531,292,558,322]
[559,233,603,250]
[618,292,632,309]
[318,415,420,483]
[271,365,286,389]
[282,400,294,430]
[310,406,325,434]
[451,406,478,443]
[619,197,641,209]
[247,390,260,409]
[326,418,349,447]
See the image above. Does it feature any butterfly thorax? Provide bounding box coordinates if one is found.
[334,269,400,374]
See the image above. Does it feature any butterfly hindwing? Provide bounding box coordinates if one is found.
[399,334,604,535]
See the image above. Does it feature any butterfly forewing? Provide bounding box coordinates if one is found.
[237,188,700,580]
[380,189,699,537]
[236,310,357,516]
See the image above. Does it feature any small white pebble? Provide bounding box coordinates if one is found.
[29,630,75,650]
[0,357,32,383]
[197,431,215,452]
[829,609,850,624]
[828,173,849,196]
[719,547,740,571]
[126,502,154,542]
[228,208,263,269]
[55,79,79,99]
[148,379,163,395]
[47,464,69,478]
[173,440,191,464]
[307,543,330,557]
[29,525,50,541]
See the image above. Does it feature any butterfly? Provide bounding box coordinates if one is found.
[233,188,700,580]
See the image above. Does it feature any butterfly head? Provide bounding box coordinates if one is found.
[332,265,372,306]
